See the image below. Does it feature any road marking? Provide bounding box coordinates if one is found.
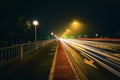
[62,44,80,80]
[112,54,120,58]
[84,58,98,69]
[48,43,58,80]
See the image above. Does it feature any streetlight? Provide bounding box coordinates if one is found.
[73,21,79,25]
[95,34,98,38]
[51,32,54,39]
[51,32,54,36]
[71,20,80,30]
[33,20,39,49]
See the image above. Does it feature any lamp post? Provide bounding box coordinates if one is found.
[33,20,38,49]
[51,32,54,39]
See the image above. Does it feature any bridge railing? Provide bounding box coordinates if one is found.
[0,40,55,66]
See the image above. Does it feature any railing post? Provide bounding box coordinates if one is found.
[21,44,23,59]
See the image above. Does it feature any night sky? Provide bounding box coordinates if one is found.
[0,0,120,41]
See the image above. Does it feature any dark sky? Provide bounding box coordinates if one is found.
[0,0,120,39]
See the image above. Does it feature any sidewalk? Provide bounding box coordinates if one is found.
[0,42,57,80]
[49,41,75,80]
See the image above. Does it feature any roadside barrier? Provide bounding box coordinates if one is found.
[0,40,54,66]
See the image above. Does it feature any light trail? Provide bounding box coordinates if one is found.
[72,39,120,53]
[59,39,120,78]
[63,39,120,64]
[61,40,88,80]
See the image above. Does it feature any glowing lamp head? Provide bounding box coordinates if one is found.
[33,20,38,26]
[73,21,78,25]
[51,32,54,35]
[95,34,98,36]
[71,20,80,30]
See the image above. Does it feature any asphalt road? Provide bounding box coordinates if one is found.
[0,41,57,80]
[0,39,120,80]
[60,39,120,80]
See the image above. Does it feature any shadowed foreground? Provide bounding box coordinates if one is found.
[0,42,57,80]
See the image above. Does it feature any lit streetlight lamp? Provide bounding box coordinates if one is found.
[71,20,81,30]
[51,32,54,39]
[51,32,54,36]
[95,34,98,38]
[73,21,79,25]
[33,20,39,48]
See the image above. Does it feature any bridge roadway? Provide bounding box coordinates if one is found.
[0,40,75,80]
[1,39,120,80]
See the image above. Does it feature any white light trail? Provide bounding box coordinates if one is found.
[60,39,120,78]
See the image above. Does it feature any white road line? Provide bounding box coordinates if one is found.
[48,43,58,80]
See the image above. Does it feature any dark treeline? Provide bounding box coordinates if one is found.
[0,16,34,42]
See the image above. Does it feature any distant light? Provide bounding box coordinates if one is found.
[95,34,98,36]
[59,38,63,40]
[51,32,54,35]
[66,29,70,32]
[33,20,38,26]
[73,21,78,25]
[71,20,80,30]
[85,35,87,37]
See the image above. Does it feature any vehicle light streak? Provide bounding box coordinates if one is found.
[63,39,120,64]
[59,39,120,78]
[73,40,120,51]
[60,40,88,80]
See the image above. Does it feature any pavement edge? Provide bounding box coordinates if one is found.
[48,42,58,80]
[61,41,80,80]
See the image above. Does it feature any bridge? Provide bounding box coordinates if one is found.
[0,38,120,80]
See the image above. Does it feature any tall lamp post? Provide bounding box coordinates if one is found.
[51,32,54,39]
[33,20,39,49]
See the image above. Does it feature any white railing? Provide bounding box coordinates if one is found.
[37,39,55,48]
[0,40,55,66]
[0,42,35,66]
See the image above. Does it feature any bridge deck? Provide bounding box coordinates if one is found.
[52,41,75,80]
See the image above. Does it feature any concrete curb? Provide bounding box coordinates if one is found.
[48,42,58,80]
[61,41,80,80]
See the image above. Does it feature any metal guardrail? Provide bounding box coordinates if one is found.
[0,40,55,66]
[0,42,35,66]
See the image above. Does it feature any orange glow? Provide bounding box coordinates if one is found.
[66,29,70,32]
[73,21,78,25]
[60,20,84,38]
[61,29,71,38]
[66,29,72,33]
[71,20,81,30]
